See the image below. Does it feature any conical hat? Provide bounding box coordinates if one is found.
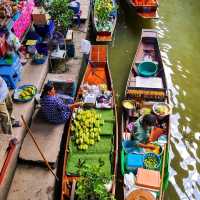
[127,189,156,200]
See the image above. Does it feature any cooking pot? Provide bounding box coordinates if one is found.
[122,100,136,117]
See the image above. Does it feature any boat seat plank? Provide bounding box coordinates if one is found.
[96,35,112,42]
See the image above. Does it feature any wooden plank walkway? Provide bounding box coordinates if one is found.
[19,110,64,166]
[79,0,90,20]
[7,164,55,200]
[0,59,49,200]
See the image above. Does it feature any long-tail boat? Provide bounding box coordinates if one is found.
[121,29,170,200]
[129,0,159,19]
[92,0,117,42]
[61,45,118,199]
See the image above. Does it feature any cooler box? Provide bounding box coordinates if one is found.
[136,168,161,191]
[126,153,144,172]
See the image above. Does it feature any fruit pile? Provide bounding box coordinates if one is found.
[154,104,169,115]
[19,86,36,100]
[71,109,104,150]
[95,0,114,23]
[144,153,160,170]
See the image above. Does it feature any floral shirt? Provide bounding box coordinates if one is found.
[133,117,152,145]
[40,95,73,124]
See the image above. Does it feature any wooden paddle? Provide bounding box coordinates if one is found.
[21,115,59,181]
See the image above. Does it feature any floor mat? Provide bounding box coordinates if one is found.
[66,153,111,176]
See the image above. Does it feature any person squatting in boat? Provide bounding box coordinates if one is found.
[127,114,158,150]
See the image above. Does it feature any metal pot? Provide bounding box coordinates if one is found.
[122,100,136,117]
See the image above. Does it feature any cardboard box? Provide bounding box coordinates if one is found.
[32,7,50,25]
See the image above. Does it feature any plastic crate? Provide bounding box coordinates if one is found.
[0,54,22,88]
[125,153,144,172]
[136,168,161,190]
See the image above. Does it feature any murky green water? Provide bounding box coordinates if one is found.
[108,0,200,199]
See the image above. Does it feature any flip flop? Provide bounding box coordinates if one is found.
[12,120,22,128]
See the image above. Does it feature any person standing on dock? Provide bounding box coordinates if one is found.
[69,0,81,28]
[80,39,91,64]
[0,76,21,134]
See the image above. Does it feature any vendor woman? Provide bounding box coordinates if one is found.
[128,114,157,149]
[40,82,81,124]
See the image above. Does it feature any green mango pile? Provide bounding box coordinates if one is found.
[19,86,36,100]
[71,109,104,150]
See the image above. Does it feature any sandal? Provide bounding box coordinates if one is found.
[12,120,22,128]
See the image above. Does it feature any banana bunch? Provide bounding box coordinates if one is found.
[19,86,36,100]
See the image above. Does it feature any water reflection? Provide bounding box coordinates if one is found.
[108,1,200,199]
[154,4,200,200]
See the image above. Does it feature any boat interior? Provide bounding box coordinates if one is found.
[132,0,158,6]
[62,46,117,199]
[121,31,170,199]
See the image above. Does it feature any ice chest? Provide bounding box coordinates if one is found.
[126,153,144,172]
[136,168,161,191]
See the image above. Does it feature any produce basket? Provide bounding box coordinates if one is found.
[13,84,37,103]
[153,102,172,117]
[32,54,47,65]
[143,152,161,170]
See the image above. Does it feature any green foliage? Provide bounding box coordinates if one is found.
[94,0,117,23]
[76,160,115,200]
[47,0,73,31]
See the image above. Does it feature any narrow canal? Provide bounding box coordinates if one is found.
[108,0,200,199]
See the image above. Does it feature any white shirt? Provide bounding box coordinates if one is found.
[69,1,79,8]
[0,76,9,102]
[80,39,91,55]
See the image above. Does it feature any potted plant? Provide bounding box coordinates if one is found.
[76,160,115,200]
[47,0,74,32]
[94,0,114,23]
[94,0,117,32]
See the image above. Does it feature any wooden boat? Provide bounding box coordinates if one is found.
[92,0,117,42]
[121,29,170,200]
[129,0,159,19]
[61,45,118,199]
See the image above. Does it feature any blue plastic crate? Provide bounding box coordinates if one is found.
[0,53,20,66]
[0,56,22,89]
[126,153,144,172]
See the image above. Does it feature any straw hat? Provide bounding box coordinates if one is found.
[127,189,156,200]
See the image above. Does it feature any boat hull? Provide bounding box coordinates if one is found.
[61,45,118,200]
[121,29,170,200]
[92,0,117,42]
[128,0,159,19]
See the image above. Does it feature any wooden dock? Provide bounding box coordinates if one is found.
[6,1,91,199]
[78,0,90,20]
